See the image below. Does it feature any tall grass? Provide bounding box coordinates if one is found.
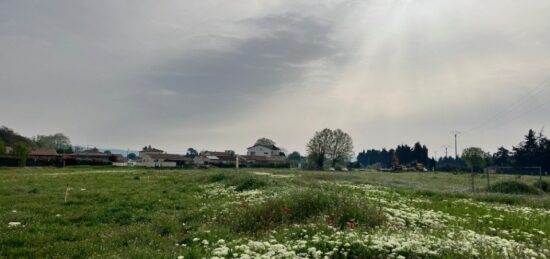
[224,188,384,233]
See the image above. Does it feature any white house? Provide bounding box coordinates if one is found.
[137,153,191,168]
[247,144,285,157]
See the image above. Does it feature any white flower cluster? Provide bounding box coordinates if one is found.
[201,182,550,258]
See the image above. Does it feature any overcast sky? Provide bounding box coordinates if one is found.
[1,0,550,156]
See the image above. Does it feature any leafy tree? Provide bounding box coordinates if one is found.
[306,128,353,169]
[327,129,354,168]
[0,139,5,156]
[287,151,303,168]
[288,151,301,161]
[493,147,511,166]
[186,148,198,158]
[306,129,333,169]
[127,153,137,160]
[255,138,276,147]
[512,129,539,167]
[12,142,31,167]
[103,150,112,155]
[462,147,490,172]
[0,126,32,147]
[32,133,71,150]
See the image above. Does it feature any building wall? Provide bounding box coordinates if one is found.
[247,146,273,157]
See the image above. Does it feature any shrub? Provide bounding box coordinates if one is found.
[533,179,549,192]
[208,173,228,183]
[487,181,541,195]
[234,178,266,192]
[224,189,384,233]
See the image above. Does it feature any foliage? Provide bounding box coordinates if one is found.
[0,168,549,258]
[493,146,511,166]
[0,126,32,147]
[512,129,550,171]
[357,142,434,169]
[254,138,276,147]
[306,128,353,169]
[461,147,491,172]
[225,189,384,233]
[32,133,71,151]
[0,139,5,156]
[534,180,549,192]
[487,181,542,195]
[12,142,31,167]
[186,148,198,158]
[234,178,267,192]
[127,153,137,160]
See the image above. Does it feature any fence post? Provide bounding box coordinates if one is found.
[540,167,543,191]
[471,167,475,193]
[486,168,490,191]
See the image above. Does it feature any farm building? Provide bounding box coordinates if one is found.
[30,148,59,161]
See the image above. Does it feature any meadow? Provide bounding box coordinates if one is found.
[1,167,549,258]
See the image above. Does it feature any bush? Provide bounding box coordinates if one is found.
[208,173,228,183]
[533,180,549,192]
[224,189,384,233]
[234,178,266,192]
[487,181,542,195]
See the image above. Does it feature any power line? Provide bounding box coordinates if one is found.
[463,76,550,133]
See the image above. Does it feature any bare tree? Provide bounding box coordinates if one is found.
[306,128,354,169]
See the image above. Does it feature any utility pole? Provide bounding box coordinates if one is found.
[441,145,451,157]
[450,131,461,159]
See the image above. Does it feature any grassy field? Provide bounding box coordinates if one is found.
[1,167,549,258]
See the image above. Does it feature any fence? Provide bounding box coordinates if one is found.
[470,166,548,193]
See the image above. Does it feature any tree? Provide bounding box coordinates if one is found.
[255,138,276,147]
[0,139,5,156]
[0,126,32,147]
[327,129,354,168]
[32,133,71,150]
[287,151,303,168]
[306,129,332,169]
[103,150,112,155]
[12,142,31,167]
[186,148,198,158]
[306,128,353,169]
[462,147,490,171]
[512,129,539,167]
[493,147,511,166]
[127,153,137,160]
[390,149,399,168]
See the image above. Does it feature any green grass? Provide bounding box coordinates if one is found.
[0,167,549,258]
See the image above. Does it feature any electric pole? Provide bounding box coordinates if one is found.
[441,145,451,157]
[450,131,461,159]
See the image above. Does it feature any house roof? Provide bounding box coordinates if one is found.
[240,155,287,161]
[141,147,164,153]
[67,151,110,157]
[31,148,59,156]
[145,153,191,161]
[201,151,235,157]
[247,144,281,150]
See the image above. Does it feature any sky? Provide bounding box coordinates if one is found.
[1,0,550,157]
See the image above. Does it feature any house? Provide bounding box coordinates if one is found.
[63,149,111,164]
[194,151,237,167]
[139,146,164,158]
[30,148,59,161]
[138,153,192,168]
[247,144,286,157]
[239,155,289,168]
